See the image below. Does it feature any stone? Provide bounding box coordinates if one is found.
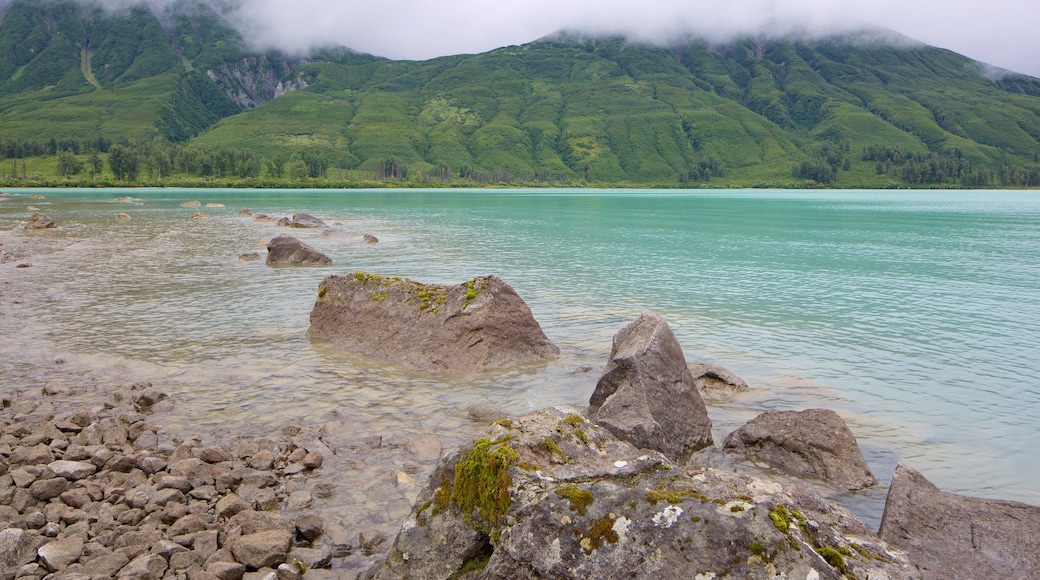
[290,213,328,228]
[47,460,98,481]
[361,408,920,580]
[198,447,225,464]
[265,235,332,267]
[25,213,56,229]
[285,490,313,510]
[10,443,54,466]
[723,408,877,491]
[247,450,275,471]
[302,451,323,469]
[0,528,46,571]
[227,510,294,536]
[169,514,210,537]
[82,552,131,578]
[362,234,379,244]
[192,212,211,220]
[405,435,442,463]
[307,274,558,373]
[239,209,254,217]
[206,560,246,580]
[116,213,132,221]
[588,311,713,460]
[289,544,331,570]
[237,252,262,264]
[294,514,324,542]
[228,530,292,569]
[216,494,252,520]
[117,552,168,579]
[30,477,69,501]
[465,403,513,424]
[181,201,202,207]
[37,535,85,572]
[879,463,1040,579]
[687,361,750,399]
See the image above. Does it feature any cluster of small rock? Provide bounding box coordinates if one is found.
[0,383,346,580]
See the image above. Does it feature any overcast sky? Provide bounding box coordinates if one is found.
[217,0,1040,78]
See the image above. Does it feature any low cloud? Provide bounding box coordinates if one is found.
[6,0,1039,78]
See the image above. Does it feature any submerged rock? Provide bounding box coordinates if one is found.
[24,213,56,229]
[266,235,332,267]
[362,407,920,580]
[308,273,558,373]
[291,212,328,228]
[589,311,713,460]
[723,408,877,491]
[363,234,379,244]
[115,212,132,221]
[879,463,1040,579]
[237,252,262,264]
[191,212,211,220]
[688,361,749,399]
[180,200,201,207]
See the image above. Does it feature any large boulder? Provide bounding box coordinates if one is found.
[265,235,332,266]
[723,409,877,491]
[24,213,56,229]
[879,463,1040,579]
[588,311,712,460]
[362,407,920,580]
[291,213,328,228]
[307,273,558,373]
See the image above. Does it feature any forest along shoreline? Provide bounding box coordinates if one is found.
[2,203,1039,578]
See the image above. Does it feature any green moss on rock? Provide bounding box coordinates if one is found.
[451,437,520,530]
[555,485,594,516]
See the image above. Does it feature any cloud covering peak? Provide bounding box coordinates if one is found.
[232,0,1040,78]
[6,0,1039,78]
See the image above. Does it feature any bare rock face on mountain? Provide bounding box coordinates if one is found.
[265,235,331,266]
[879,463,1040,579]
[24,213,56,229]
[361,407,921,580]
[588,312,713,460]
[290,213,328,228]
[307,273,558,373]
[723,409,877,491]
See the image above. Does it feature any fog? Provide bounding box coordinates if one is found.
[9,0,1040,77]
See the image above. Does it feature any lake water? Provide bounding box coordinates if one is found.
[2,187,1038,530]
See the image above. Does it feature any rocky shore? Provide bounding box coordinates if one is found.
[4,200,1039,579]
[0,377,460,579]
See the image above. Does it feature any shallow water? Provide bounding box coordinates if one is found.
[2,188,1038,531]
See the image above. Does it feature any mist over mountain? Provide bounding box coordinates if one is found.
[2,0,1037,78]
[1,0,1039,188]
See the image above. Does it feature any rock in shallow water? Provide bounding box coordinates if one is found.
[723,408,877,491]
[265,235,331,267]
[879,463,1040,579]
[307,273,558,373]
[589,311,713,460]
[24,212,56,229]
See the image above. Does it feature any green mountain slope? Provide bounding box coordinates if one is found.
[1,0,1039,188]
[0,0,262,143]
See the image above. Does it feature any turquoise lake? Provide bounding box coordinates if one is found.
[1,188,1038,527]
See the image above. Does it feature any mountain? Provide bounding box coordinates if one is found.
[1,0,1039,188]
